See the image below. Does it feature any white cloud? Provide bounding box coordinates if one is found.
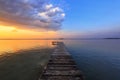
[45,4,53,10]
[38,12,48,18]
[50,7,62,13]
[61,13,65,17]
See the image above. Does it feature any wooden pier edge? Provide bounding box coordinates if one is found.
[38,41,85,80]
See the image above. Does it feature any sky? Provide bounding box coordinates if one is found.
[0,0,120,39]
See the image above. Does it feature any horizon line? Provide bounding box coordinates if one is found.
[0,38,120,40]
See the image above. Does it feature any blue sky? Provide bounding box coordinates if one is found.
[56,0,120,38]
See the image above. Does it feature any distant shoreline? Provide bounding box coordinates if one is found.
[104,38,120,39]
[0,38,120,40]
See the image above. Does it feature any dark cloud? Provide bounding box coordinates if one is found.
[0,0,65,31]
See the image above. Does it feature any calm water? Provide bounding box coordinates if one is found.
[0,40,120,80]
[0,40,54,55]
[64,40,120,80]
[0,40,54,80]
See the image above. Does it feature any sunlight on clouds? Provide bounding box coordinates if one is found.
[0,0,65,39]
[0,0,65,31]
[0,25,57,39]
[0,25,16,31]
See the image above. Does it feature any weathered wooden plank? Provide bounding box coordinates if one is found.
[39,42,84,80]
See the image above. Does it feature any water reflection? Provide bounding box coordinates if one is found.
[0,40,54,55]
[0,40,54,80]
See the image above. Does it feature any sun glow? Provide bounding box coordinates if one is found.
[0,25,57,39]
[0,25,16,31]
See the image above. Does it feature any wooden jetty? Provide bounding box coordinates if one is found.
[39,42,84,80]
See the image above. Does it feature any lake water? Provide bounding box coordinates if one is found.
[0,40,54,80]
[0,40,54,55]
[0,40,120,80]
[64,40,120,80]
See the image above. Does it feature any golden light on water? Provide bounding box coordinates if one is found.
[0,40,54,55]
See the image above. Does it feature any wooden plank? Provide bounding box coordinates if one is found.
[39,42,85,80]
